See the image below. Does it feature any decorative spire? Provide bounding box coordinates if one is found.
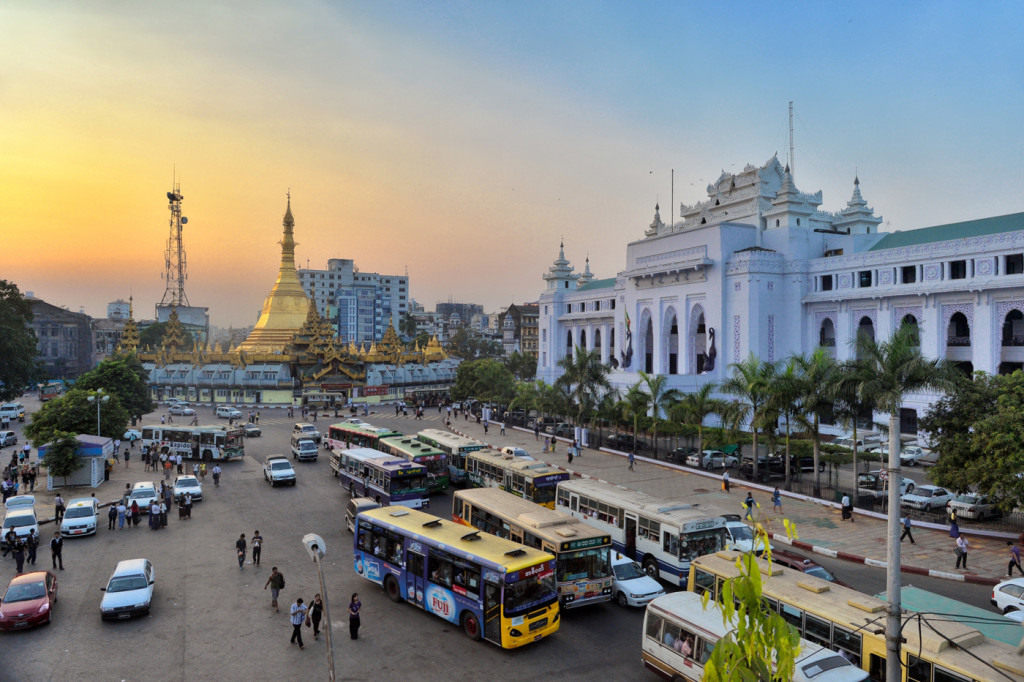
[848,175,866,208]
[543,239,577,288]
[117,295,140,354]
[645,202,666,237]
[578,256,595,285]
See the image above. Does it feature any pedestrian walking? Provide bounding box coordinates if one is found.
[290,598,308,649]
[236,533,247,569]
[163,457,172,480]
[25,529,37,565]
[252,530,263,566]
[265,566,285,611]
[534,423,540,441]
[550,438,556,454]
[955,535,969,570]
[567,446,573,465]
[124,502,134,528]
[628,451,635,471]
[840,494,854,522]
[193,462,199,478]
[744,492,756,520]
[200,463,207,481]
[901,516,915,544]
[2,529,15,557]
[13,538,25,574]
[50,531,64,570]
[499,421,505,436]
[131,500,141,527]
[114,439,121,457]
[108,504,117,530]
[1009,541,1024,577]
[54,494,66,523]
[309,593,324,639]
[212,464,222,487]
[483,420,489,435]
[722,470,730,493]
[771,487,782,513]
[116,502,126,529]
[543,437,550,453]
[159,500,168,527]
[176,454,183,474]
[348,593,362,640]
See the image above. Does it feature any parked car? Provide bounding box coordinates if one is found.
[0,431,17,448]
[901,484,955,512]
[123,429,142,442]
[163,398,183,407]
[216,406,243,419]
[263,456,297,486]
[2,497,38,550]
[0,571,58,630]
[610,552,665,607]
[899,446,928,467]
[605,433,644,451]
[947,493,997,520]
[60,498,99,537]
[738,456,785,482]
[172,475,203,502]
[243,423,262,438]
[992,577,1024,613]
[500,447,533,460]
[100,558,155,620]
[723,519,772,555]
[168,405,195,416]
[687,450,737,469]
[770,548,850,587]
[857,472,915,499]
[544,422,574,438]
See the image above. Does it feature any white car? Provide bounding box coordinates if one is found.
[168,405,195,416]
[216,406,243,419]
[100,558,155,620]
[947,493,997,520]
[900,484,955,512]
[123,429,142,442]
[60,498,99,537]
[899,446,928,466]
[1,507,38,550]
[172,475,203,502]
[992,577,1024,613]
[500,447,534,460]
[128,482,159,512]
[610,553,664,607]
[263,456,296,486]
[686,450,738,469]
[342,417,367,425]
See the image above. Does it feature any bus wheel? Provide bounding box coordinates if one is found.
[202,451,213,462]
[462,612,482,641]
[384,575,402,603]
[642,556,659,579]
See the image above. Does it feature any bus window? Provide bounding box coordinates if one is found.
[833,626,861,666]
[804,613,831,647]
[428,556,453,588]
[907,655,931,682]
[695,636,713,666]
[408,552,424,578]
[645,613,663,641]
[453,498,463,518]
[388,538,403,565]
[663,532,679,557]
[933,666,971,682]
[780,602,802,631]
[692,568,717,598]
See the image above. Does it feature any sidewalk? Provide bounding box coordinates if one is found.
[449,421,1009,586]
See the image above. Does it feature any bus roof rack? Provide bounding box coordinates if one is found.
[504,548,527,557]
[461,531,482,542]
[421,518,441,527]
[390,509,410,517]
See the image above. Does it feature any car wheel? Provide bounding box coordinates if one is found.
[1004,606,1019,615]
[616,591,629,607]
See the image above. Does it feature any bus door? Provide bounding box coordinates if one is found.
[568,493,578,512]
[484,581,502,644]
[625,513,638,560]
[406,551,426,608]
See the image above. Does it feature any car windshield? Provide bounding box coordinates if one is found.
[730,525,754,541]
[271,462,291,470]
[131,490,155,500]
[4,581,46,603]
[955,494,978,504]
[916,489,934,498]
[4,515,35,528]
[107,576,148,593]
[65,507,93,519]
[613,561,645,581]
[804,566,836,582]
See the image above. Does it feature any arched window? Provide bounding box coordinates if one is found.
[855,317,875,359]
[566,329,573,354]
[593,328,602,354]
[1003,310,1024,346]
[643,316,654,373]
[819,319,836,347]
[900,314,919,345]
[579,329,587,350]
[947,312,970,347]
[689,306,707,374]
[665,310,679,374]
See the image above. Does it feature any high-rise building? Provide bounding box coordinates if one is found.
[499,303,539,357]
[107,299,131,321]
[336,283,393,346]
[24,294,94,378]
[298,258,408,339]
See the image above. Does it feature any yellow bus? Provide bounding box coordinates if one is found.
[465,449,569,509]
[453,487,613,609]
[354,506,560,648]
[689,551,1024,682]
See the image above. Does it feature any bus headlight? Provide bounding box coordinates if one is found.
[510,628,523,637]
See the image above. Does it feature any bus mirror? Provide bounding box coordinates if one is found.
[302,533,326,561]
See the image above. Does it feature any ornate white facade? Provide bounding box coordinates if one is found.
[536,155,1024,434]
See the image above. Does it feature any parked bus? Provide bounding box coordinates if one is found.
[330,447,429,509]
[416,429,484,486]
[354,506,560,648]
[689,551,1024,682]
[141,425,245,461]
[325,422,402,451]
[642,591,869,681]
[555,479,728,586]
[465,449,569,509]
[377,435,449,493]
[453,487,613,608]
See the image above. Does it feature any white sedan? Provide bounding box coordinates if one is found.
[611,553,664,607]
[100,559,155,620]
[899,446,928,466]
[686,450,738,469]
[901,484,955,512]
[992,577,1024,613]
[168,405,195,416]
[172,475,203,502]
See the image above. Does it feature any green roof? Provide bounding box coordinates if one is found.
[576,277,616,292]
[869,212,1024,251]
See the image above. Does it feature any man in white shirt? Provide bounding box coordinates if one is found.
[175,454,183,474]
[290,598,308,649]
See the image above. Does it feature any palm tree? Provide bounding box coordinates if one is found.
[505,351,538,382]
[671,382,727,470]
[594,389,621,444]
[621,382,648,453]
[832,357,873,479]
[556,346,611,428]
[637,370,680,459]
[792,349,840,497]
[769,358,804,488]
[721,354,777,480]
[854,324,960,682]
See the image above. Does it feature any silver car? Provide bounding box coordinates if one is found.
[947,493,997,520]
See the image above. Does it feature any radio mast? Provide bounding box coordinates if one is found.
[159,180,190,307]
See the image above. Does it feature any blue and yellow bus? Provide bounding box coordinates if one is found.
[416,429,484,486]
[354,506,560,648]
[465,449,569,509]
[378,435,449,494]
[330,447,429,509]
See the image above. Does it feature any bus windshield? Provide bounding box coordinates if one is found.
[532,484,557,506]
[390,476,427,494]
[679,529,726,562]
[504,567,558,617]
[556,547,610,583]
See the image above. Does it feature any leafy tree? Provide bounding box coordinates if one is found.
[509,380,541,417]
[413,332,430,349]
[832,357,873,478]
[25,388,130,446]
[722,354,777,481]
[451,359,515,405]
[637,370,679,459]
[538,381,571,422]
[854,324,959,681]
[74,356,154,420]
[621,382,648,453]
[555,346,610,427]
[504,351,537,382]
[400,312,418,339]
[669,383,726,470]
[40,430,85,486]
[138,321,195,351]
[0,279,39,400]
[792,350,840,497]
[767,360,803,487]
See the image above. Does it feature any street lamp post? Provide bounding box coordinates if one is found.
[302,533,335,682]
[87,389,109,436]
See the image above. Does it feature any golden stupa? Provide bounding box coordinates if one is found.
[236,194,312,352]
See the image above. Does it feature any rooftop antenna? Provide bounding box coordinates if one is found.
[671,169,674,229]
[159,171,190,308]
[788,101,795,178]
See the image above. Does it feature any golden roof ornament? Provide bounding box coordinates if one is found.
[162,308,188,351]
[117,295,140,353]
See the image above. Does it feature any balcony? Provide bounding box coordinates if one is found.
[946,336,971,347]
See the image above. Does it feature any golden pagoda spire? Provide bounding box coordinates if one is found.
[117,295,140,353]
[237,192,312,352]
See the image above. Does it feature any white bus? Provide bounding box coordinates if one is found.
[141,425,245,461]
[642,591,869,681]
[556,479,727,586]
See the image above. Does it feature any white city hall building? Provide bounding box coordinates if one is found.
[536,155,1024,435]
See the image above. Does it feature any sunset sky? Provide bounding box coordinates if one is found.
[2,2,1022,327]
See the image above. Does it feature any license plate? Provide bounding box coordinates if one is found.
[534,634,542,641]
[117,613,131,620]
[13,621,28,628]
[73,530,83,535]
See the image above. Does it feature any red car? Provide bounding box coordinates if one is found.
[770,549,851,588]
[0,571,58,630]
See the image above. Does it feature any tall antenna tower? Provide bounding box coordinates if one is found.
[788,101,795,177]
[159,180,190,307]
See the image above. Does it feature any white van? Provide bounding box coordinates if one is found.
[345,497,382,533]
[290,435,319,462]
[216,406,243,419]
[642,591,868,681]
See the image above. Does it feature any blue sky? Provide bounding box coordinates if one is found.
[2,1,1022,325]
